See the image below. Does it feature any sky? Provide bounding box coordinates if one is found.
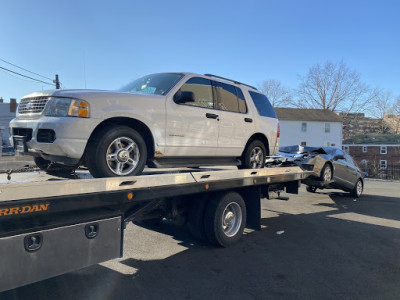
[0,0,399,104]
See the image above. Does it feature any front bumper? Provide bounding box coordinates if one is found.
[9,116,98,164]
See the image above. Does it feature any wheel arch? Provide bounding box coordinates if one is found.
[242,133,270,156]
[84,117,155,162]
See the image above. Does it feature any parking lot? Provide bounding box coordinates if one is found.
[2,179,400,299]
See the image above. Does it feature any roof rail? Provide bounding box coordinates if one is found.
[204,74,258,91]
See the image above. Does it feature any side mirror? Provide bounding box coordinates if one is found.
[174,91,195,104]
[334,155,345,161]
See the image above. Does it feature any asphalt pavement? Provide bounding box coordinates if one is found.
[2,180,400,299]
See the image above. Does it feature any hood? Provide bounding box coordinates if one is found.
[21,89,165,103]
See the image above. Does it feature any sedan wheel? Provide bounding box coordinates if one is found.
[321,164,332,183]
[350,179,363,198]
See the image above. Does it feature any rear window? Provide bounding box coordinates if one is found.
[249,91,277,118]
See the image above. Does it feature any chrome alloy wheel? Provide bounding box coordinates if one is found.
[221,202,243,237]
[323,165,332,182]
[106,136,140,175]
[250,147,264,169]
[356,180,363,197]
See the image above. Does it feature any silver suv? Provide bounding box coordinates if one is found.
[10,73,280,177]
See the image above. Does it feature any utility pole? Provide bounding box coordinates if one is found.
[54,74,60,89]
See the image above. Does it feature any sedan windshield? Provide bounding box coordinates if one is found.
[118,73,184,96]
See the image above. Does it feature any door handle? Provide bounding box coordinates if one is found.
[244,118,253,123]
[206,113,219,119]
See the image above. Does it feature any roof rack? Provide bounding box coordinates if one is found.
[204,74,258,91]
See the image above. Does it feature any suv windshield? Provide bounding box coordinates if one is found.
[118,73,184,95]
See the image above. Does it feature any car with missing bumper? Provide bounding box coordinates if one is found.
[10,73,279,177]
[278,145,364,197]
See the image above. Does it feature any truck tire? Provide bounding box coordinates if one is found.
[350,179,363,198]
[239,140,266,169]
[204,191,246,247]
[187,196,209,242]
[86,125,147,178]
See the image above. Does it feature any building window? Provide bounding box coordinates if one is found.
[343,146,349,153]
[380,160,387,169]
[301,141,307,146]
[301,123,307,132]
[361,159,367,168]
[325,123,330,133]
[362,146,367,153]
[380,146,387,154]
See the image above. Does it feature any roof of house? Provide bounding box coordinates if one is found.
[343,134,400,145]
[274,108,342,122]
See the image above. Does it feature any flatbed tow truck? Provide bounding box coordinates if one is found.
[0,165,309,292]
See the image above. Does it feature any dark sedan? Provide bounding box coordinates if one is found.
[278,146,364,197]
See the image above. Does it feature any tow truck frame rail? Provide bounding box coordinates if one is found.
[0,166,308,292]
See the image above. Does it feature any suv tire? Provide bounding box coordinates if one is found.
[86,125,147,178]
[240,140,266,169]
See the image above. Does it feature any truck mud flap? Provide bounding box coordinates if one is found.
[0,216,123,293]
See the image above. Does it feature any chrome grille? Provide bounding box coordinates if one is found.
[18,96,50,114]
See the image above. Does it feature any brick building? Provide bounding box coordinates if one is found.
[338,112,384,140]
[343,134,400,178]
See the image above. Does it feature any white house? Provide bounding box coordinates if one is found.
[275,108,343,148]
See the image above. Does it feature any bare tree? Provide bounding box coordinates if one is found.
[294,61,375,113]
[259,79,292,107]
[372,89,394,134]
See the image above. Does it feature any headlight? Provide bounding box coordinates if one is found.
[44,97,89,118]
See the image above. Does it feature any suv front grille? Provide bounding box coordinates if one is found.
[18,97,50,114]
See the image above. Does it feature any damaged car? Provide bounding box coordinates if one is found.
[278,145,364,197]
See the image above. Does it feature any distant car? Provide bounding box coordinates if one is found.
[278,145,364,197]
[10,73,280,177]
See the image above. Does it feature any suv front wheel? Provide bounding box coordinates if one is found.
[86,125,147,178]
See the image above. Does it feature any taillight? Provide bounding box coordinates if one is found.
[277,123,280,138]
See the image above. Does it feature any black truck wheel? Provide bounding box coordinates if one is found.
[240,140,266,169]
[86,125,147,178]
[187,195,209,242]
[204,191,246,247]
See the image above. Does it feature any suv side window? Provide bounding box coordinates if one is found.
[249,91,277,118]
[176,77,214,108]
[213,81,240,113]
[236,87,247,113]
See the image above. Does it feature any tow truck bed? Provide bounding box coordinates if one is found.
[0,166,308,292]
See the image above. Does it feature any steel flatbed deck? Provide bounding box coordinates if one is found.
[0,166,308,292]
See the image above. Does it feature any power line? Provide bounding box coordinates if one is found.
[0,57,53,81]
[0,66,55,86]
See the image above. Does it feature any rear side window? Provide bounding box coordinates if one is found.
[213,81,240,112]
[177,77,214,108]
[249,91,277,118]
[236,88,247,113]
